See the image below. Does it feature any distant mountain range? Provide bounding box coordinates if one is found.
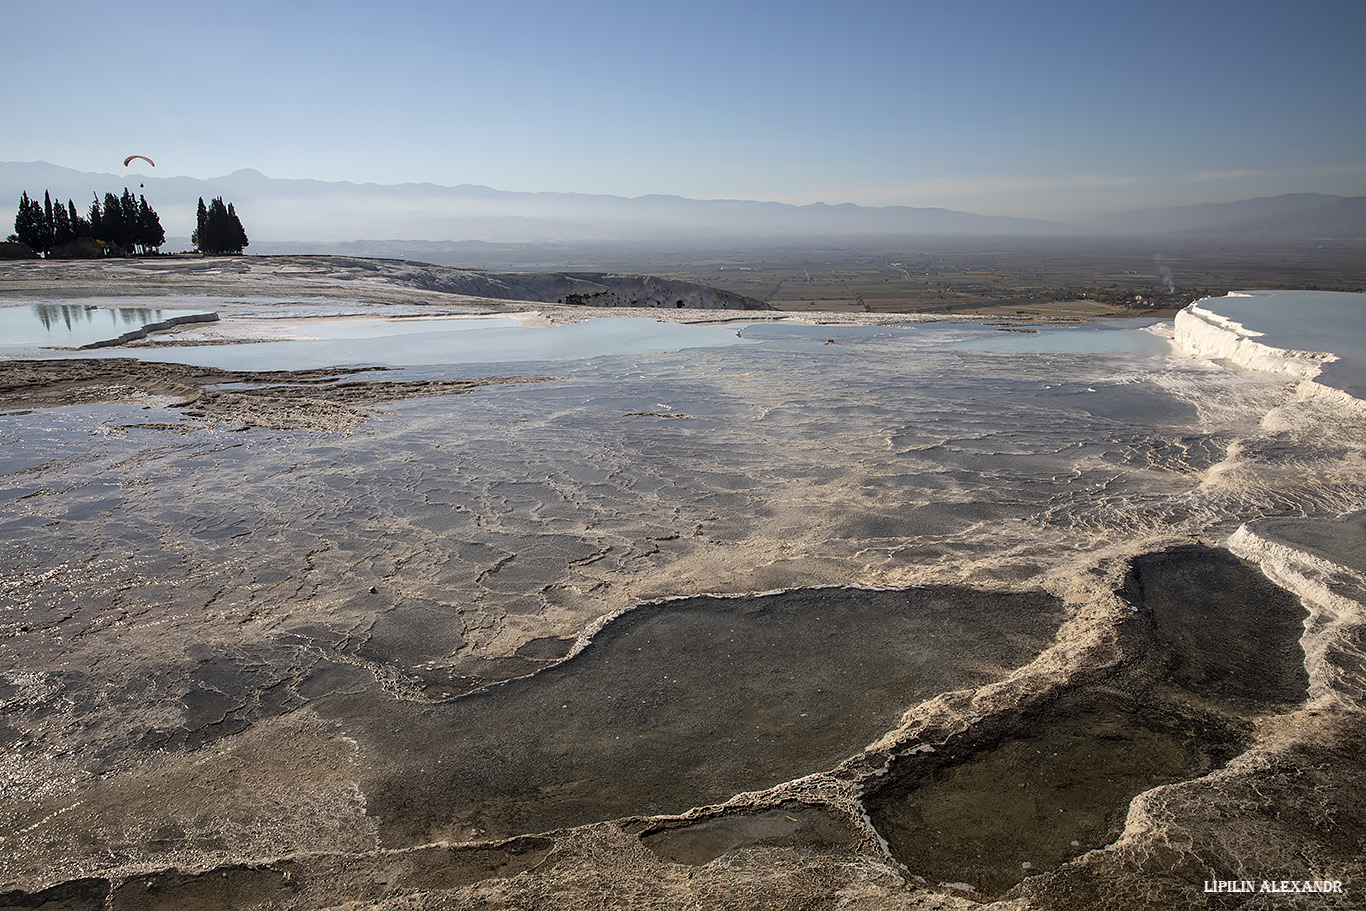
[3,161,1363,252]
[1079,193,1366,241]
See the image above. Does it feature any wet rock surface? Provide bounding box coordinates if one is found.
[0,357,554,430]
[0,837,557,911]
[2,261,1365,909]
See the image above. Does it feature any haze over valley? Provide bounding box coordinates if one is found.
[5,161,1366,253]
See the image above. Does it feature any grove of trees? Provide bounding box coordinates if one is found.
[10,190,250,256]
[12,189,165,256]
[192,197,249,255]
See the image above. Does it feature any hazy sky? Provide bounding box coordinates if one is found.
[5,0,1364,220]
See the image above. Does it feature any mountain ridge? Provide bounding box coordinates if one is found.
[3,161,1363,247]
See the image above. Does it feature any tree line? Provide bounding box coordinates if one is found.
[9,190,248,256]
[12,189,164,256]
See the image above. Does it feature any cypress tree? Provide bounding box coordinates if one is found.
[40,192,55,253]
[16,192,51,254]
[137,195,165,252]
[226,202,249,253]
[52,199,73,246]
[88,194,103,242]
[69,200,91,239]
[13,192,26,244]
[119,189,138,252]
[207,197,228,252]
[102,192,125,249]
[192,197,208,251]
[14,192,40,250]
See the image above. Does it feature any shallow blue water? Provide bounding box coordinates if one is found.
[65,316,755,370]
[937,319,1172,356]
[44,312,1175,372]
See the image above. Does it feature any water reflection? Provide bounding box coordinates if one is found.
[30,304,164,332]
[0,304,211,352]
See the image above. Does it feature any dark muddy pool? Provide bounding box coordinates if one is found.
[862,546,1309,899]
[314,585,1066,846]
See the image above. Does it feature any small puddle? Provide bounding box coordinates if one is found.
[318,585,1067,847]
[639,802,863,865]
[861,545,1309,900]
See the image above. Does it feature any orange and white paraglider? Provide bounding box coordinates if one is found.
[123,155,155,168]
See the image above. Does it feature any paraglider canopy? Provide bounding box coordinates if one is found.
[123,155,155,167]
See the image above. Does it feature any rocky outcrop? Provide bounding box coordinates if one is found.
[551,273,769,310]
[382,263,772,310]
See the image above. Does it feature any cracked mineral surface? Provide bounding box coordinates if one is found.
[1,260,1364,909]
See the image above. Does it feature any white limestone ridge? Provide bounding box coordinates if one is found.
[1174,296,1364,415]
[1175,298,1336,381]
[1227,522,1366,711]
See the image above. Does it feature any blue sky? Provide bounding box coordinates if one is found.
[5,0,1364,219]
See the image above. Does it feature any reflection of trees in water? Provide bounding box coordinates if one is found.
[30,305,163,333]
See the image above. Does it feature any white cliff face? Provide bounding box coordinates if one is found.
[1174,299,1337,382]
[1174,296,1366,418]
